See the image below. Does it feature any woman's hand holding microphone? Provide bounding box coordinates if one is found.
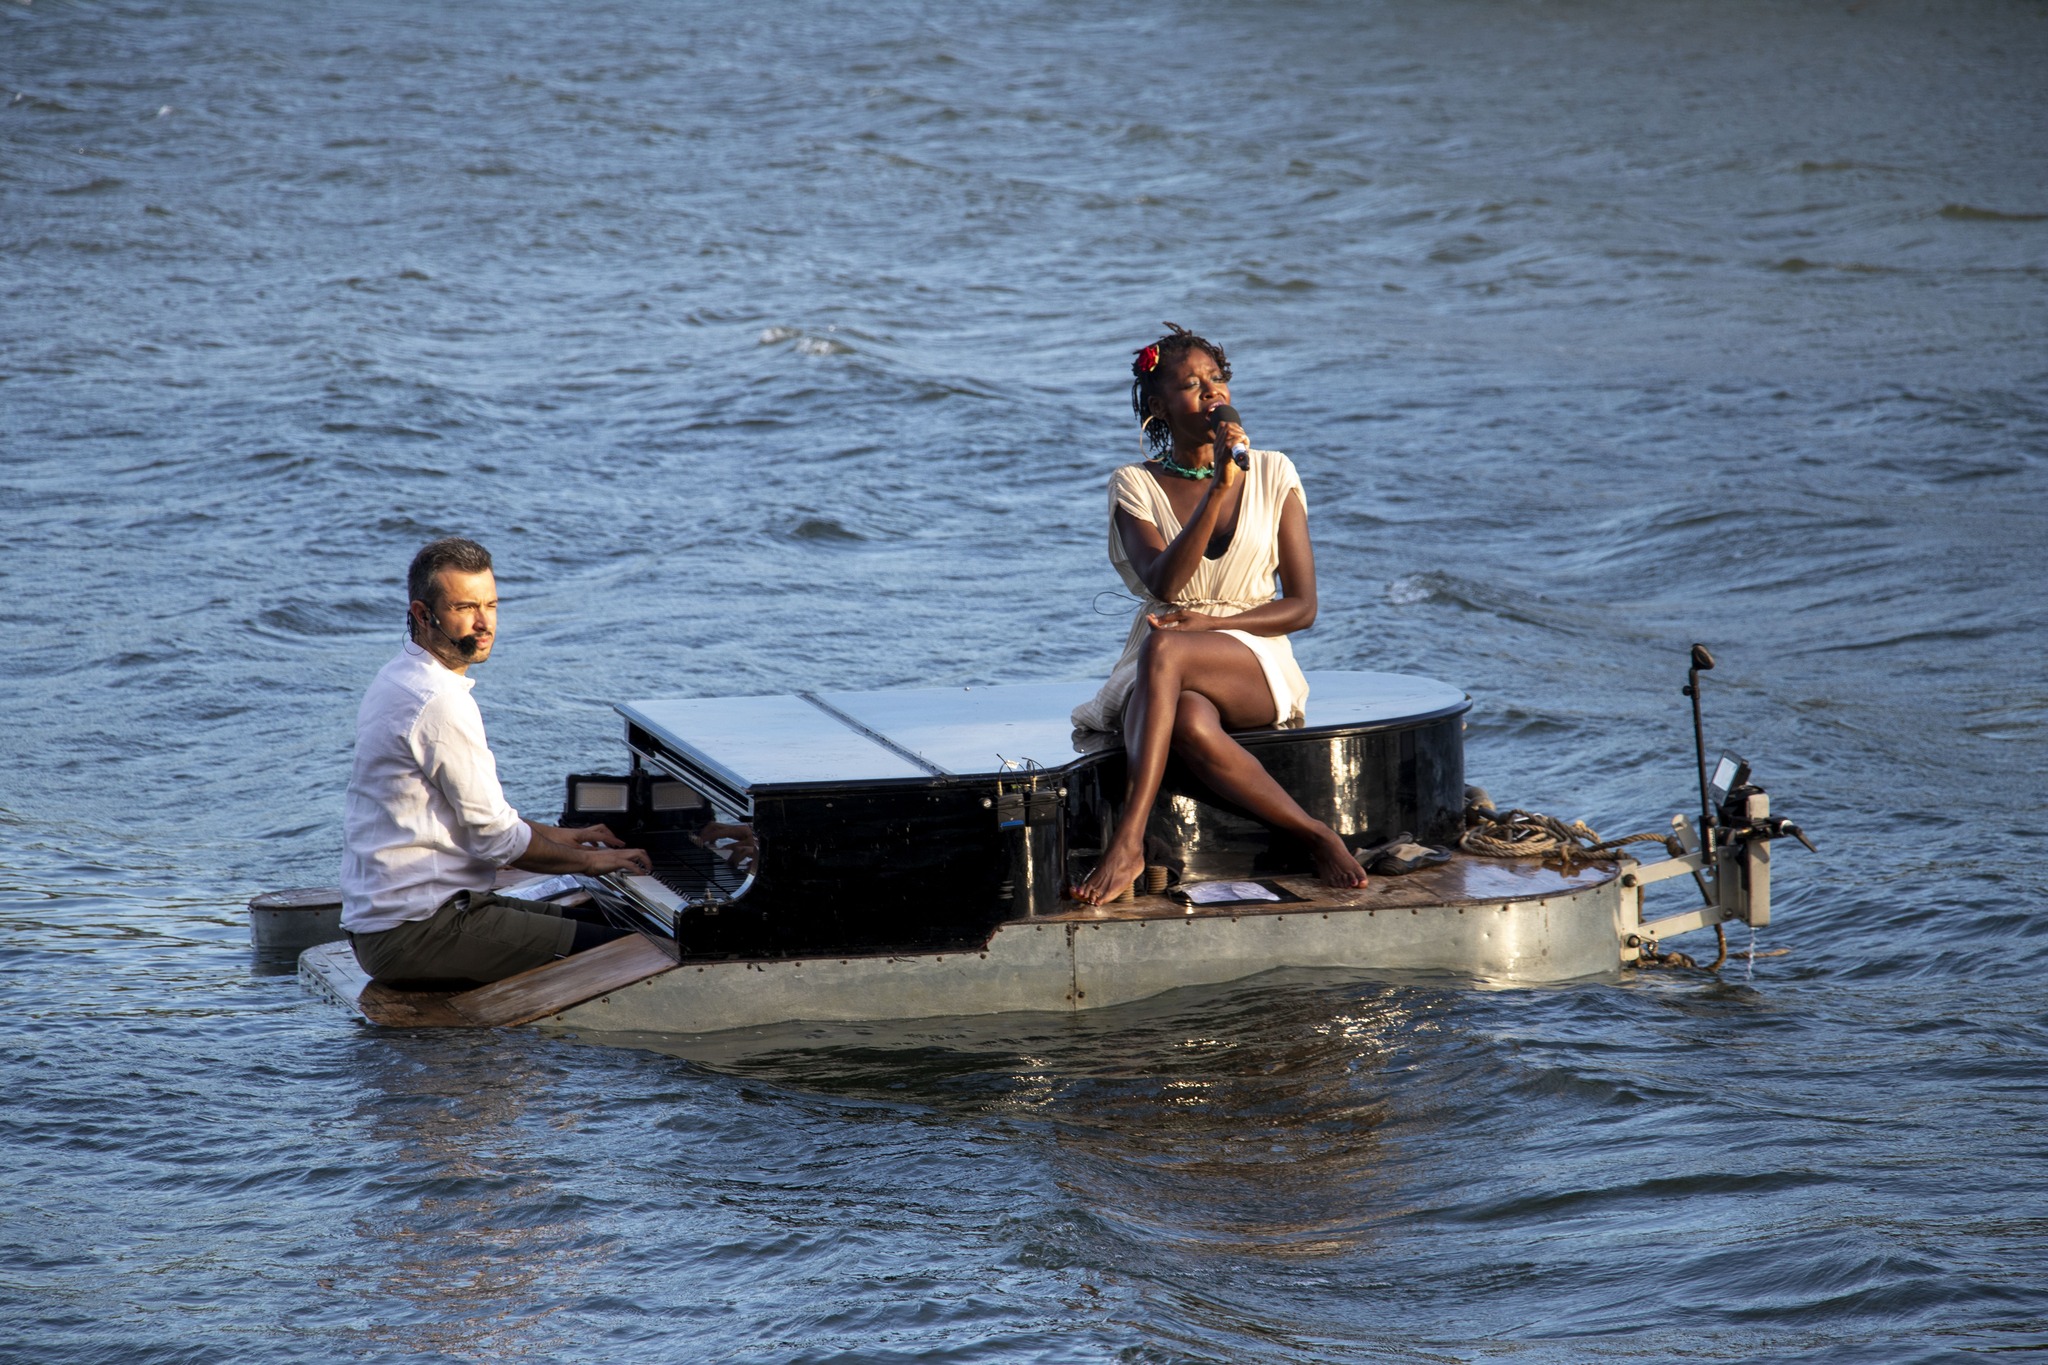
[1206,403,1250,487]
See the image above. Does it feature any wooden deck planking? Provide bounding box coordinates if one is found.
[298,934,676,1029]
[1036,853,1618,924]
[443,934,677,1027]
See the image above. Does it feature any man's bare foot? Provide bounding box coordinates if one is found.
[1310,832,1369,888]
[1072,842,1145,905]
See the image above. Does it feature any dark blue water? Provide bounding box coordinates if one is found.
[5,1,2046,1359]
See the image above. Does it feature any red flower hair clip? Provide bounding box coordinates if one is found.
[1135,344,1160,375]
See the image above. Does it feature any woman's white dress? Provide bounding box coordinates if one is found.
[1071,449,1311,735]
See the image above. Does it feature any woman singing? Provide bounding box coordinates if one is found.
[1070,324,1369,904]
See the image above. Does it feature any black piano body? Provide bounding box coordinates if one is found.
[566,671,1469,962]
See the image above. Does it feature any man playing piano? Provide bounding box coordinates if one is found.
[340,536,652,983]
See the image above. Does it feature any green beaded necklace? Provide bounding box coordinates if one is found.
[1151,451,1217,480]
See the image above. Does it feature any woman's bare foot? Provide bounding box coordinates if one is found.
[1309,830,1369,888]
[1073,840,1146,905]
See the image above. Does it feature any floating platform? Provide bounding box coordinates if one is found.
[297,670,1778,1036]
[299,853,1627,1032]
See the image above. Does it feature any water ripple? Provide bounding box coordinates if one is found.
[2,0,2045,1360]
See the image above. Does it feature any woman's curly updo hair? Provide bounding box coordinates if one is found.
[1131,322,1230,457]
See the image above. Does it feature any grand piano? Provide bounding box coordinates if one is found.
[566,671,1470,961]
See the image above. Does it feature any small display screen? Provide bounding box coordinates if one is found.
[1709,753,1747,805]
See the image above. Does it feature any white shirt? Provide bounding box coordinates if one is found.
[340,641,534,932]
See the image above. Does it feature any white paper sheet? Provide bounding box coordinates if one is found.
[503,872,584,901]
[1181,880,1281,905]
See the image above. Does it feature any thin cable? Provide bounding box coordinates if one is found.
[1092,590,1142,616]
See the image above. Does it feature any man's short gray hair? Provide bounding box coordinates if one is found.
[406,537,492,638]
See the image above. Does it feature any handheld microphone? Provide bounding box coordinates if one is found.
[1208,404,1251,470]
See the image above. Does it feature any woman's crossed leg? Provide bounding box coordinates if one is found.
[1071,630,1368,904]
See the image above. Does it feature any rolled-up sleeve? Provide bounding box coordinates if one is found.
[412,691,533,867]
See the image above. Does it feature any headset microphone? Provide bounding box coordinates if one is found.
[422,606,482,658]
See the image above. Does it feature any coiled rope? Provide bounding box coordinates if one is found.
[1459,806,1667,868]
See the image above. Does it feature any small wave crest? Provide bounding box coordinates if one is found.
[758,326,857,355]
[1386,574,1438,606]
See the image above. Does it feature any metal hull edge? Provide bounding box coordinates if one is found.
[545,876,1629,1037]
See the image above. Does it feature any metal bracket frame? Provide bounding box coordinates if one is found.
[1618,793,1772,961]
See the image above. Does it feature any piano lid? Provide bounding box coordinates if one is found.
[617,671,1468,793]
